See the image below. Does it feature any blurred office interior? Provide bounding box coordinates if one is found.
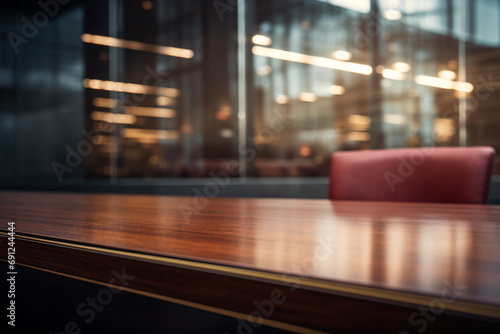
[1,0,499,200]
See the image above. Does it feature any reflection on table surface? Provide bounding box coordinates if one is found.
[1,191,499,307]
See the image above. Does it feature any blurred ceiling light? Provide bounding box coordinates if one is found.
[376,65,385,74]
[329,85,345,95]
[142,1,153,10]
[252,35,272,46]
[299,92,317,102]
[384,114,406,124]
[83,78,180,97]
[438,70,456,80]
[81,34,194,59]
[383,9,402,20]
[331,50,352,61]
[415,75,473,92]
[256,65,272,76]
[392,62,411,72]
[415,75,454,89]
[156,96,173,106]
[122,128,178,140]
[275,95,289,104]
[93,97,118,108]
[125,106,175,118]
[382,68,405,80]
[299,146,311,157]
[347,131,370,141]
[252,46,372,75]
[348,114,371,126]
[91,111,137,124]
[325,0,370,13]
[454,81,474,93]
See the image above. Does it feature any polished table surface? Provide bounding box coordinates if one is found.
[1,191,500,332]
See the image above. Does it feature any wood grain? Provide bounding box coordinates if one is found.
[0,191,499,331]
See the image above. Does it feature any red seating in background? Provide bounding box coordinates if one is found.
[329,147,495,204]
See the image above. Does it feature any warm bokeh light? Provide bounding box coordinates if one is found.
[256,65,272,76]
[219,128,235,138]
[347,131,370,141]
[122,128,178,141]
[299,146,311,157]
[156,96,174,106]
[275,95,289,104]
[142,1,153,10]
[415,75,473,92]
[91,111,137,124]
[126,106,175,118]
[331,50,352,61]
[83,78,180,97]
[392,62,411,72]
[299,92,318,102]
[434,118,456,140]
[252,34,272,46]
[148,155,159,165]
[81,34,194,59]
[383,9,402,20]
[384,114,406,125]
[93,97,118,108]
[329,85,346,95]
[382,68,405,81]
[216,107,232,120]
[438,70,457,80]
[252,46,372,75]
[348,114,371,126]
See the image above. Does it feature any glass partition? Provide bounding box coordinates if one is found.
[0,0,499,184]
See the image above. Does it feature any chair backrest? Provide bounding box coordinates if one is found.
[329,147,495,204]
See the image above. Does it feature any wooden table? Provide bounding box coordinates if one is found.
[1,191,499,333]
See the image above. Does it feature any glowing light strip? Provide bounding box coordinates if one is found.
[122,128,178,140]
[93,97,118,108]
[252,46,372,75]
[83,78,180,97]
[252,34,272,46]
[91,111,136,124]
[382,69,405,81]
[126,106,175,118]
[82,33,194,59]
[415,75,473,92]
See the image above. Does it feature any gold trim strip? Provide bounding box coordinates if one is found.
[2,232,500,320]
[11,262,328,334]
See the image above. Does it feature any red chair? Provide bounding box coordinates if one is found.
[329,147,495,204]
